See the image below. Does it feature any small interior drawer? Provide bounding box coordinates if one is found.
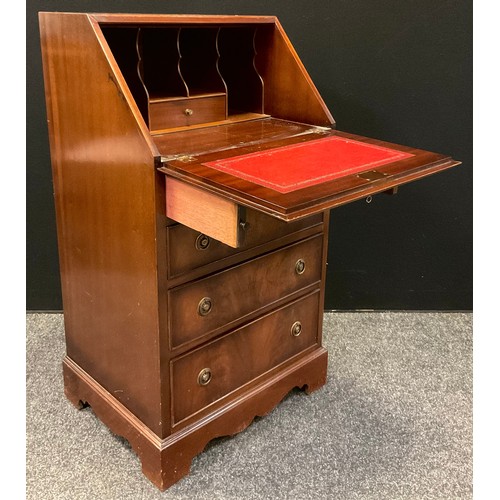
[170,290,320,425]
[165,176,244,248]
[167,210,323,278]
[168,234,323,349]
[149,93,226,131]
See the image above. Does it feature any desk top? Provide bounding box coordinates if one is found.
[203,136,414,194]
[157,118,459,220]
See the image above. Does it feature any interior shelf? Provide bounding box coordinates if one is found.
[102,24,266,132]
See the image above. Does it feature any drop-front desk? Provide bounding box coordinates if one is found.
[39,12,460,490]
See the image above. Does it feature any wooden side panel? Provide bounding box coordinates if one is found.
[39,12,167,435]
[255,21,335,127]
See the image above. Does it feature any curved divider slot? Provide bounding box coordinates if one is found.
[217,27,264,115]
[179,27,227,98]
[138,27,188,100]
[101,27,150,126]
[102,24,267,131]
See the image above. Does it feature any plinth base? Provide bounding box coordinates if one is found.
[62,348,328,490]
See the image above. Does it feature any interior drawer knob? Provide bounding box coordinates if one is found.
[198,297,213,316]
[195,233,211,250]
[291,321,302,337]
[197,368,212,386]
[295,259,306,275]
[184,108,194,116]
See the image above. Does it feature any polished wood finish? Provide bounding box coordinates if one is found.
[63,345,328,490]
[97,15,331,134]
[157,120,460,221]
[92,13,278,25]
[39,12,165,435]
[151,112,269,136]
[169,235,323,348]
[167,210,322,278]
[149,94,226,131]
[39,11,458,491]
[167,222,324,293]
[171,291,321,424]
[155,117,321,158]
[255,20,334,126]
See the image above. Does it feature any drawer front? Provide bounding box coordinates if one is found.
[167,210,323,278]
[169,234,323,348]
[171,290,320,424]
[149,94,226,131]
[166,177,243,249]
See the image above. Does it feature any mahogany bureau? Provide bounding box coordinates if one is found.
[39,12,459,490]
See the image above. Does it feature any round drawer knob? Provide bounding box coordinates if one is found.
[184,108,194,116]
[198,297,213,316]
[195,233,211,250]
[295,259,306,275]
[198,368,212,386]
[291,321,302,337]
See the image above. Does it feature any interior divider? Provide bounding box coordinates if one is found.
[138,27,188,100]
[101,26,150,126]
[103,24,269,129]
[178,27,227,98]
[217,26,264,115]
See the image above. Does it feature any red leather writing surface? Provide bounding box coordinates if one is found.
[204,136,414,193]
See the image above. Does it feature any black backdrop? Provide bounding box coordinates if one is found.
[26,0,472,311]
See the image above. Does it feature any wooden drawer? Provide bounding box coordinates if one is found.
[171,290,320,425]
[167,210,323,278]
[149,93,226,131]
[168,234,323,348]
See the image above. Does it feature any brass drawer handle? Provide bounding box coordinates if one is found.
[198,368,212,386]
[198,297,213,316]
[295,259,306,275]
[195,233,211,250]
[184,108,194,116]
[291,321,302,337]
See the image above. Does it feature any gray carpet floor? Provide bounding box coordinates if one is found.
[26,312,472,500]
